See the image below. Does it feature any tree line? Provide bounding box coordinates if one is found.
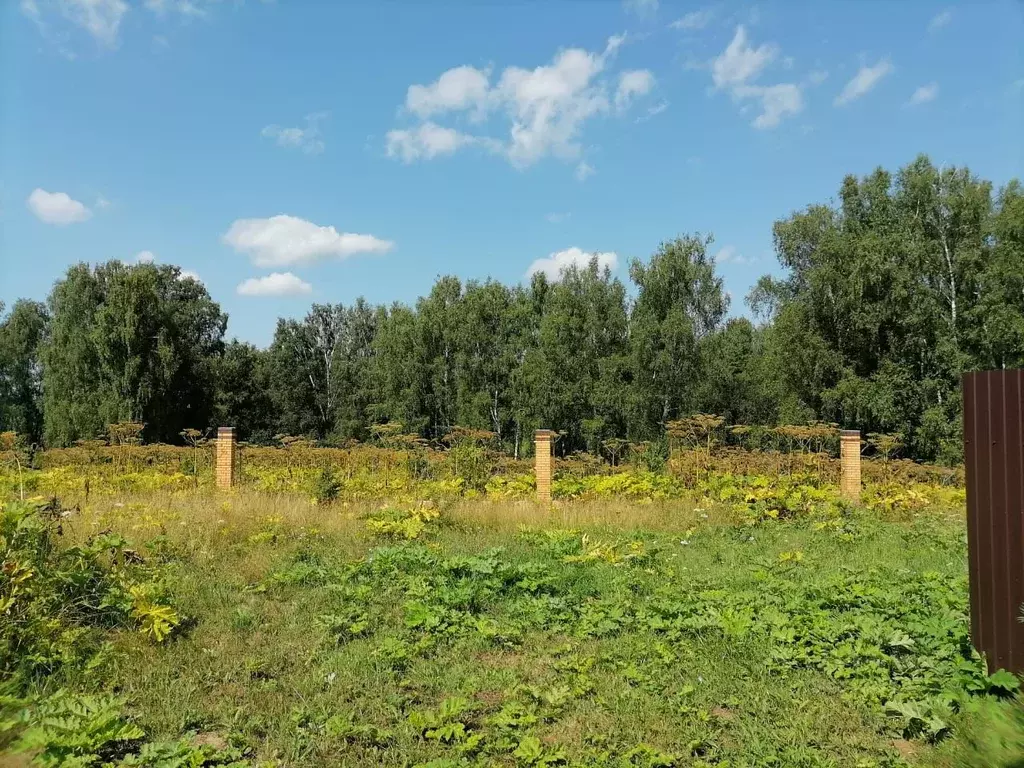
[1,155,1021,462]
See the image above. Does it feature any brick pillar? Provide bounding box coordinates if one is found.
[534,430,555,503]
[840,429,861,502]
[216,427,237,489]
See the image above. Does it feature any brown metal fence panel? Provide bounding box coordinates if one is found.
[963,369,1024,674]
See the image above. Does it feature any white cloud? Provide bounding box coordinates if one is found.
[22,0,126,48]
[261,113,327,155]
[26,188,92,225]
[709,27,802,129]
[605,32,627,56]
[711,26,776,89]
[670,8,714,30]
[834,59,893,106]
[615,69,655,112]
[907,82,939,106]
[179,269,201,282]
[714,245,754,265]
[387,35,646,172]
[636,99,669,122]
[498,46,612,167]
[575,161,596,182]
[545,212,571,223]
[237,273,312,297]
[526,247,618,280]
[25,0,222,51]
[135,250,156,264]
[733,82,803,128]
[928,9,952,32]
[623,0,658,17]
[807,70,829,85]
[63,0,127,46]
[94,195,111,209]
[223,214,394,268]
[406,65,491,119]
[144,0,208,19]
[385,122,494,163]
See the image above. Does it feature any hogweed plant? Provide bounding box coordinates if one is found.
[0,431,29,501]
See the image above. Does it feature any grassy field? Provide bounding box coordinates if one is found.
[1,450,1022,767]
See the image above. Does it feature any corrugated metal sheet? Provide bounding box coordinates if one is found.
[963,369,1024,674]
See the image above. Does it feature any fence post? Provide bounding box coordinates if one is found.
[840,429,861,502]
[216,426,237,489]
[534,430,555,503]
[964,369,1024,674]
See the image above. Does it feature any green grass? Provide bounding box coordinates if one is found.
[4,486,1021,767]
[61,499,996,767]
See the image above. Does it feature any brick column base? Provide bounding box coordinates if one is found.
[534,430,555,503]
[840,429,861,502]
[216,427,236,489]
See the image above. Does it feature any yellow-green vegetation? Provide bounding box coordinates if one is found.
[1,448,1021,767]
[2,441,963,506]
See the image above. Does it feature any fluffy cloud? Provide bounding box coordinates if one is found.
[144,0,209,19]
[223,215,394,268]
[835,59,893,106]
[713,245,754,265]
[135,250,156,264]
[670,8,714,30]
[22,0,126,48]
[623,0,658,17]
[237,273,312,297]
[733,83,804,129]
[179,269,201,282]
[928,9,952,31]
[26,188,92,225]
[24,0,221,50]
[545,212,571,223]
[527,247,618,281]
[65,0,126,46]
[386,122,497,163]
[262,113,327,155]
[574,161,596,182]
[908,82,939,106]
[388,36,650,172]
[709,27,802,129]
[615,70,655,112]
[499,47,610,167]
[406,66,492,119]
[636,100,669,122]
[711,26,776,89]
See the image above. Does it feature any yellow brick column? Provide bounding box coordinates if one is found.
[534,430,555,503]
[840,429,861,502]
[216,427,237,489]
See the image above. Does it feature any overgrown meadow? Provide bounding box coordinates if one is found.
[2,435,1023,767]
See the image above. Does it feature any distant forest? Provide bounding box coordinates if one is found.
[1,154,1022,463]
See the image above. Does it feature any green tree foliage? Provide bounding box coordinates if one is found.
[0,300,48,443]
[453,280,525,442]
[41,262,226,445]
[629,234,728,438]
[763,155,1023,460]
[8,155,1022,460]
[212,341,274,443]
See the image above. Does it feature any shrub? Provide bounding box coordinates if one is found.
[312,466,341,504]
[0,498,179,685]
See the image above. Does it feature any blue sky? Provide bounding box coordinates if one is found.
[1,0,1022,346]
